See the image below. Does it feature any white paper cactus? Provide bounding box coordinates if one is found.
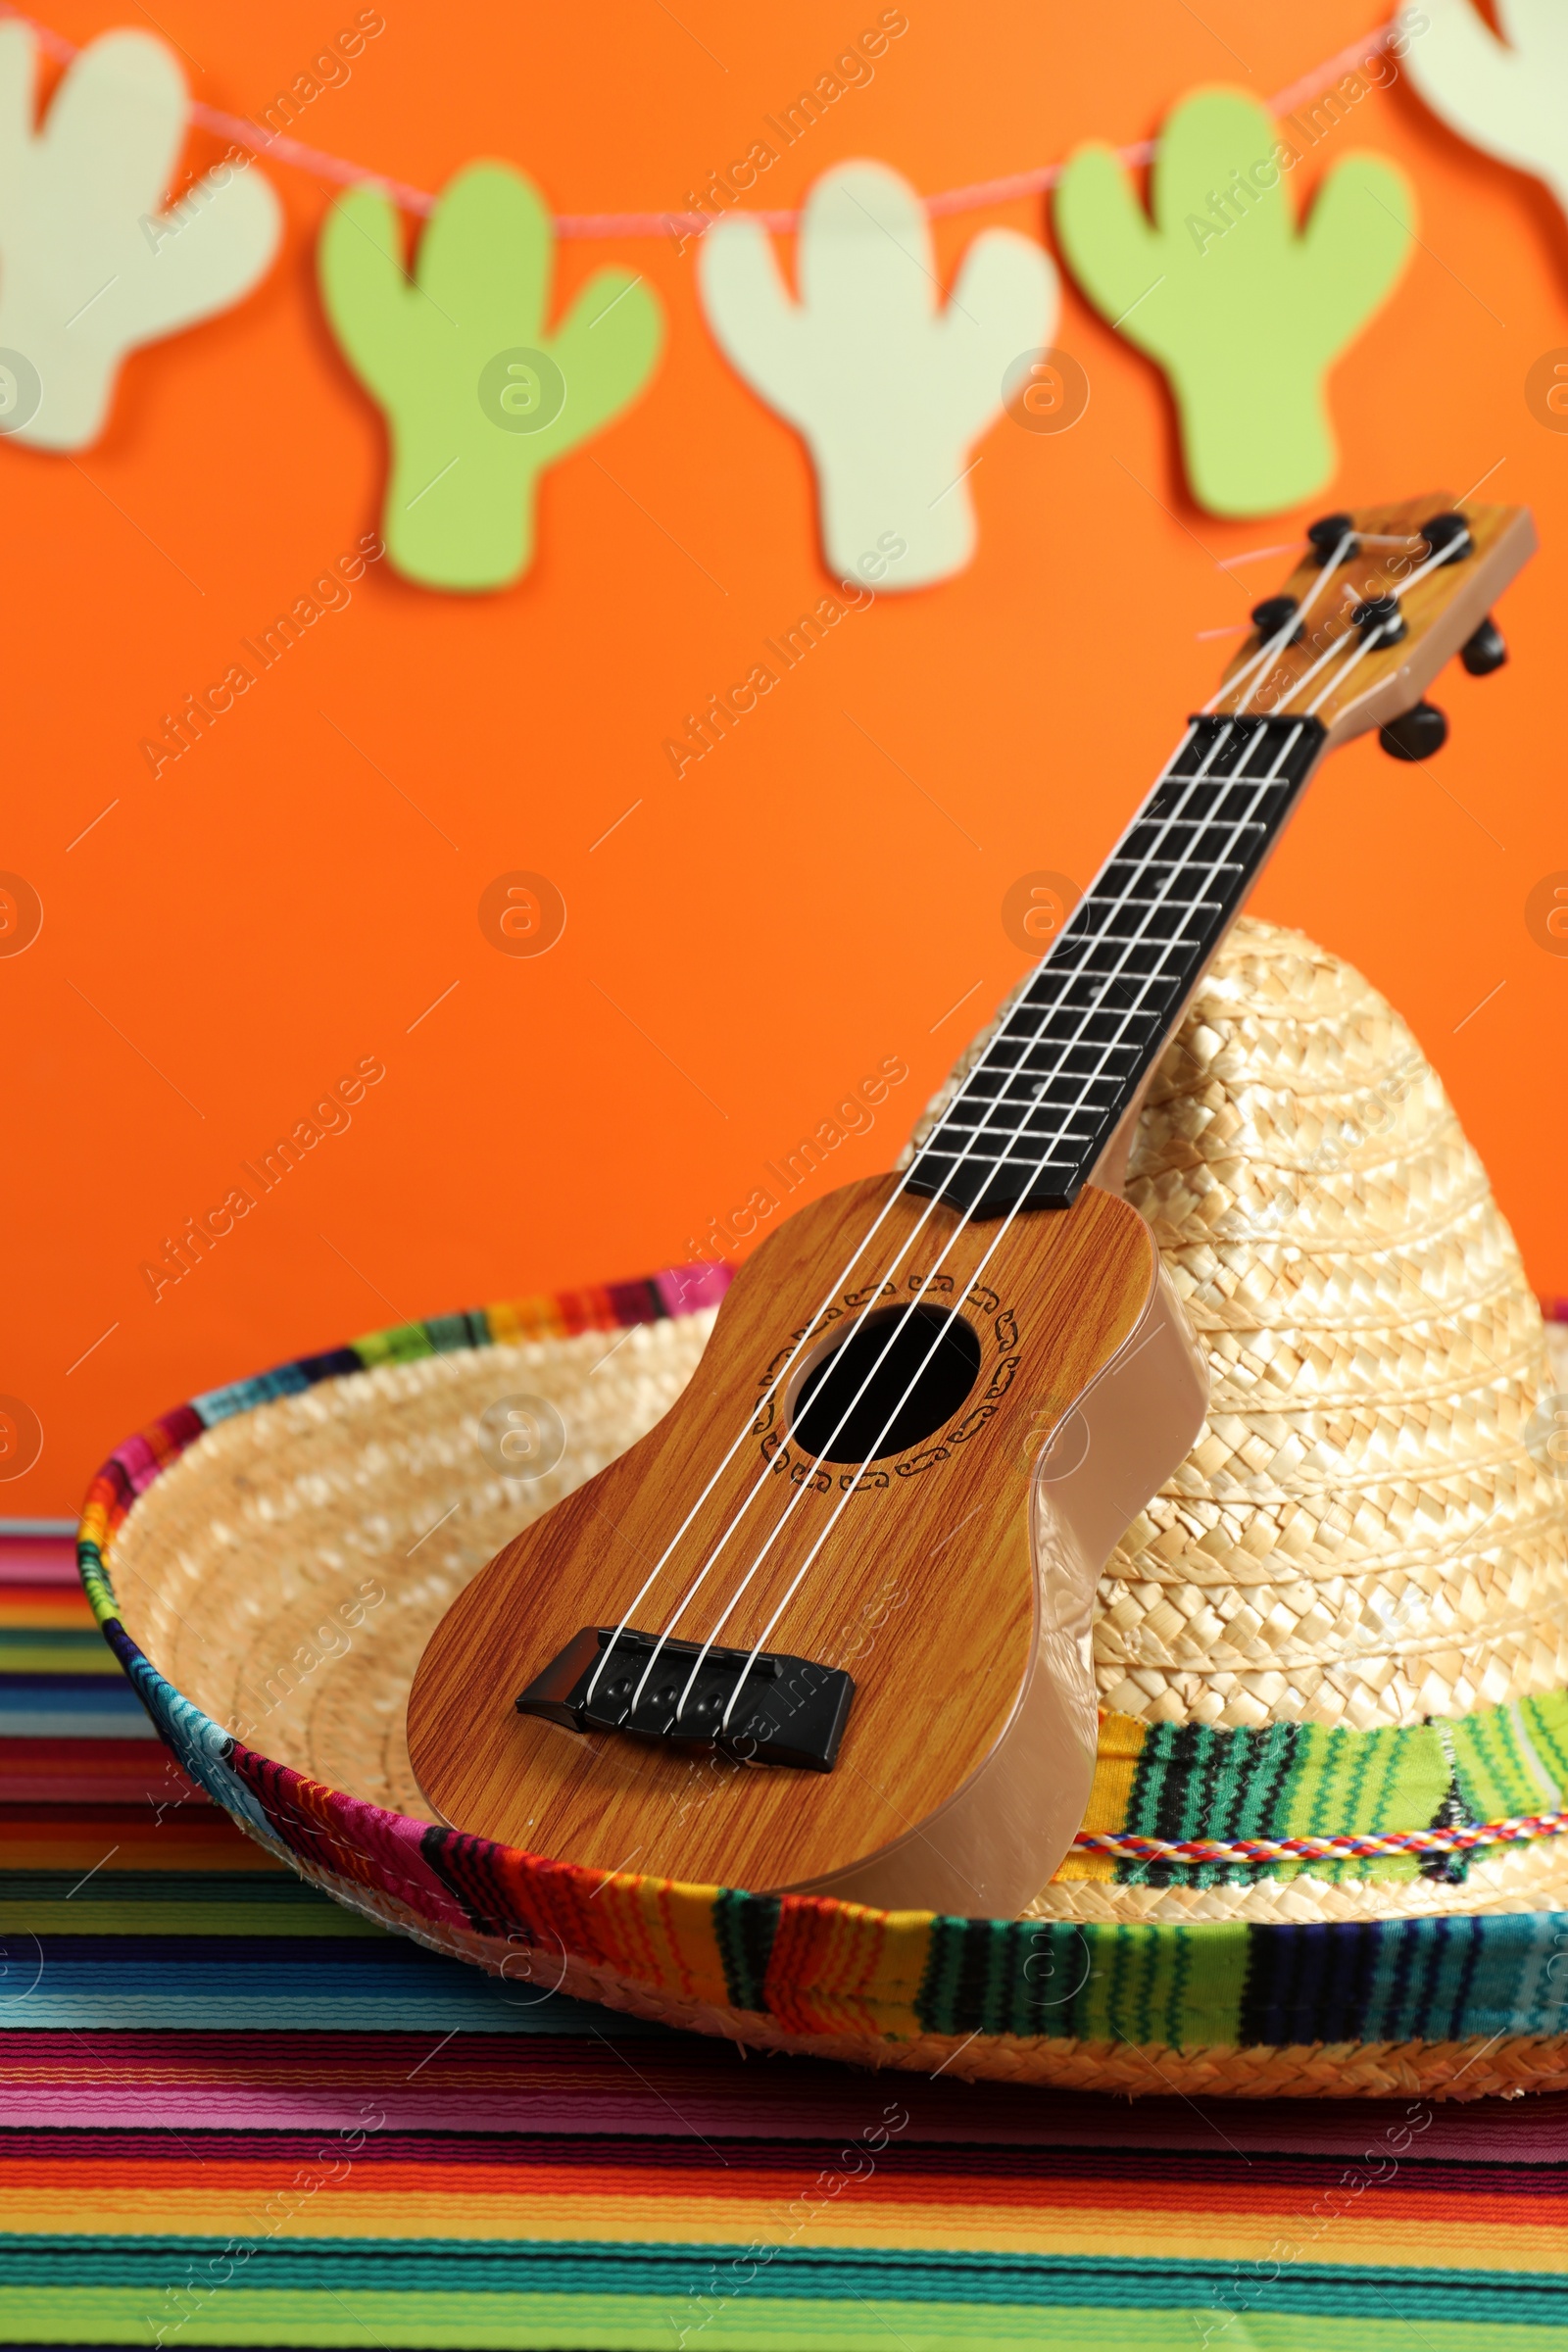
[1403,0,1568,220]
[700,160,1057,591]
[0,24,281,451]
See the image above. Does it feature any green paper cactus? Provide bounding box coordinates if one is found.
[1054,89,1415,516]
[319,163,662,591]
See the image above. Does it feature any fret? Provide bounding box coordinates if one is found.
[1119,824,1266,857]
[906,713,1326,1214]
[1068,929,1205,950]
[1007,986,1178,1022]
[1124,815,1270,832]
[1017,961,1185,996]
[984,1036,1151,1071]
[965,1073,1125,1106]
[941,1116,1101,1146]
[1080,894,1225,917]
[1098,858,1248,893]
[1147,777,1289,806]
[968,1070,1136,1106]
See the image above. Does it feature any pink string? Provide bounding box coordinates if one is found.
[0,6,1396,237]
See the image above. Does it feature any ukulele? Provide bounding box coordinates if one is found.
[410,494,1536,1918]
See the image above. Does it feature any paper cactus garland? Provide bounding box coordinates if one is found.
[1054,89,1415,516]
[0,24,280,451]
[1403,0,1568,223]
[700,160,1057,590]
[319,163,662,593]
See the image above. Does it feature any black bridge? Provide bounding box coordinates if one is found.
[514,1626,855,1773]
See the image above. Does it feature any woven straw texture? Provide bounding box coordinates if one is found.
[906,914,1568,1928]
[106,1313,714,1827]
[907,915,1568,1728]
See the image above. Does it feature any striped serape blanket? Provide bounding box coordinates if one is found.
[5,1527,1568,2348]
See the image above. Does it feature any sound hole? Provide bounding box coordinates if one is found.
[791,1305,983,1465]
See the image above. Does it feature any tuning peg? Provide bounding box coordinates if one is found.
[1460,614,1507,675]
[1352,592,1408,646]
[1307,511,1358,565]
[1421,511,1471,566]
[1379,702,1448,761]
[1250,593,1304,644]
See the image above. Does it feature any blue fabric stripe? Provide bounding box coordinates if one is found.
[0,1671,140,1694]
[192,1363,313,1424]
[2,1707,152,1738]
[7,1956,668,2035]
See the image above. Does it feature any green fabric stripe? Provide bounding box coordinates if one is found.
[0,1872,327,1910]
[0,1626,104,1648]
[11,2244,1567,2328]
[1366,1724,1406,1829]
[1522,1692,1568,1796]
[1127,1722,1177,1838]
[1450,1704,1551,1826]
[0,2292,1174,2352]
[0,1868,383,1936]
[0,2314,1560,2352]
[1230,1721,1294,1838]
[1117,1708,1472,1891]
[917,1918,966,2035]
[421,1311,491,1353]
[1070,1924,1249,2047]
[1106,1711,1461,1890]
[1299,1722,1337,1839]
[976,1920,1012,2037]
[351,1324,436,1367]
[712,1888,779,2014]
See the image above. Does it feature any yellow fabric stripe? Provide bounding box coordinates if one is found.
[1050,1712,1147,1883]
[0,1599,94,1628]
[7,2187,1564,2271]
[776,1900,932,2039]
[592,1873,733,2010]
[485,1296,567,1345]
[0,1642,120,1674]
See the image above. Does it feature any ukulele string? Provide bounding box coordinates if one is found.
[728,513,1462,1707]
[613,715,1220,1722]
[597,723,1225,1723]
[1188,511,1447,728]
[580,1158,957,1712]
[1251,529,1461,721]
[1204,529,1354,717]
[1254,592,1373,712]
[587,920,1096,1721]
[655,716,1255,1718]
[584,813,1129,1720]
[626,534,1399,1701]
[1301,616,1392,714]
[633,519,1465,1731]
[667,718,1280,1728]
[604,749,1195,1727]
[712,715,1311,1732]
[1221,529,1421,572]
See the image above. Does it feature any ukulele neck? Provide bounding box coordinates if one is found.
[905,711,1328,1216]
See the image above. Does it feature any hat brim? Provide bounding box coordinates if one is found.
[79,1275,1568,2100]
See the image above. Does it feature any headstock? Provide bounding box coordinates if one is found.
[1210,493,1536,757]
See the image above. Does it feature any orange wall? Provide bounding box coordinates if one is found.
[5,0,1566,1514]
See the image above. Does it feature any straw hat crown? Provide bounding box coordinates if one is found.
[914,913,1567,1740]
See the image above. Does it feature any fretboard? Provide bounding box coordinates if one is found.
[905,712,1327,1215]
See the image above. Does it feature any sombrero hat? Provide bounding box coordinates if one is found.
[79,915,1568,2098]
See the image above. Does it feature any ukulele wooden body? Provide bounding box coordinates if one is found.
[409,1177,1207,1916]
